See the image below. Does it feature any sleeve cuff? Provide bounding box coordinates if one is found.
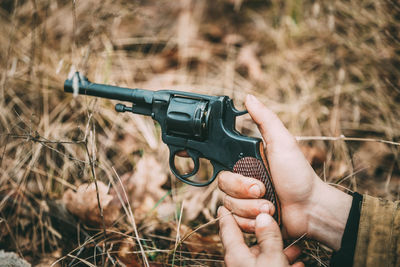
[330,192,363,267]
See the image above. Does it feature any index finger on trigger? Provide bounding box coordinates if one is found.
[217,171,266,199]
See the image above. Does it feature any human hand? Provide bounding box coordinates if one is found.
[218,95,352,250]
[218,206,304,267]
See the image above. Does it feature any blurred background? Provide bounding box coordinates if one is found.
[0,0,399,266]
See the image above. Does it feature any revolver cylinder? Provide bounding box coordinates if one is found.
[166,97,209,140]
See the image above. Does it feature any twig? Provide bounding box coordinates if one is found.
[295,135,400,146]
[71,0,77,53]
[171,201,185,266]
[0,134,10,169]
[7,133,86,144]
[1,0,19,102]
[284,232,307,252]
[67,254,96,267]
[177,211,231,247]
[84,124,108,267]
[29,0,38,78]
[111,167,150,267]
[5,133,89,164]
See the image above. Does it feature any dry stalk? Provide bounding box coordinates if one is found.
[171,200,184,266]
[111,167,150,267]
[296,135,400,146]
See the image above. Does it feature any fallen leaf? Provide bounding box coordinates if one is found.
[118,238,142,267]
[123,154,169,215]
[63,181,121,226]
[178,224,221,254]
[35,249,62,267]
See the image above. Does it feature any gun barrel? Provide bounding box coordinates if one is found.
[64,73,154,104]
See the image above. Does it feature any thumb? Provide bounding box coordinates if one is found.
[245,94,296,151]
[255,213,283,256]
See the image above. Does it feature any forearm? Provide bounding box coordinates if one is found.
[306,180,352,251]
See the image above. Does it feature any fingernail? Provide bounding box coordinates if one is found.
[249,184,261,197]
[256,213,272,227]
[259,203,270,214]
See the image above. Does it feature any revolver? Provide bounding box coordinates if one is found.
[64,72,281,223]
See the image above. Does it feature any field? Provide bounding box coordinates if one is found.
[1,0,399,266]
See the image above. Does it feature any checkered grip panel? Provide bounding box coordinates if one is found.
[233,157,279,222]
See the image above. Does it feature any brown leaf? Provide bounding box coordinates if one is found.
[179,224,221,254]
[63,181,121,226]
[118,238,142,267]
[124,154,169,215]
[35,249,62,267]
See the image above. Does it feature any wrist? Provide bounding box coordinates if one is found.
[306,179,352,251]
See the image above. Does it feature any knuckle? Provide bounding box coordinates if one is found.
[245,177,264,189]
[260,231,282,247]
[218,211,229,229]
[218,171,240,192]
[224,246,245,264]
[223,195,232,210]
[235,216,255,232]
[217,172,228,190]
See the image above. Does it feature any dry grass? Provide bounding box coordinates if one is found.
[0,0,399,266]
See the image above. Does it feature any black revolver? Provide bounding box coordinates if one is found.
[64,72,281,223]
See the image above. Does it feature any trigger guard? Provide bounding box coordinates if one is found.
[169,147,200,181]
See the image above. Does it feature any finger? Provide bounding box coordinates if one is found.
[245,95,297,151]
[176,150,189,157]
[224,195,275,219]
[218,171,266,199]
[292,262,305,267]
[232,215,255,233]
[283,245,302,264]
[255,213,283,256]
[218,206,250,256]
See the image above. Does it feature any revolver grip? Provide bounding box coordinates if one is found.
[232,143,281,224]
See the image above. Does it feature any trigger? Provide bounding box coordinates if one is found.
[227,98,248,116]
[168,146,200,180]
[186,149,201,174]
[233,109,248,116]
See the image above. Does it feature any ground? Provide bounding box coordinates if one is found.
[0,0,399,266]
